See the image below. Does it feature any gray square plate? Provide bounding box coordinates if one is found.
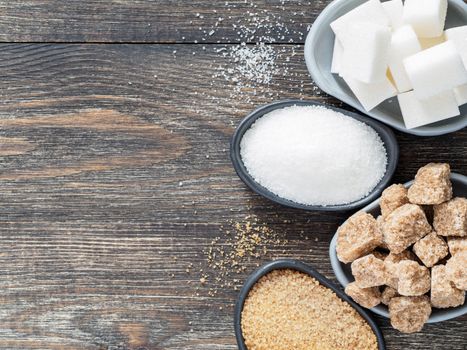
[304,0,467,136]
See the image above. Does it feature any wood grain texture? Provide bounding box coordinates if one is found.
[1,0,467,347]
[0,42,466,350]
[0,0,320,43]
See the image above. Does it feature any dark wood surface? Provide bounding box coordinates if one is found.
[0,1,466,350]
[0,0,319,43]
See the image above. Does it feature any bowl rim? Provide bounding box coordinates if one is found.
[234,259,386,350]
[329,172,467,323]
[230,99,399,212]
[304,0,467,137]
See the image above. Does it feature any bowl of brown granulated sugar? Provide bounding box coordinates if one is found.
[235,259,385,350]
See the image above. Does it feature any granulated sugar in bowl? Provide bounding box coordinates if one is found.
[240,105,388,206]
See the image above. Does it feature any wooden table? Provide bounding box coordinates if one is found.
[0,1,465,349]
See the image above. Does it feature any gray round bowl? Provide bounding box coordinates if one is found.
[230,99,399,211]
[329,173,467,323]
[304,0,467,136]
[234,259,386,350]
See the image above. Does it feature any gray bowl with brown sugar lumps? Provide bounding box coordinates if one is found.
[329,173,467,323]
[234,259,386,350]
[230,100,399,211]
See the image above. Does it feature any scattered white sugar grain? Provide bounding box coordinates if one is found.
[240,105,388,206]
[229,43,277,84]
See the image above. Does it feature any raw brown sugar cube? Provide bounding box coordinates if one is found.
[433,197,467,237]
[446,251,467,290]
[382,204,432,254]
[381,286,399,305]
[381,184,409,218]
[376,216,389,250]
[345,282,381,309]
[431,265,465,308]
[407,163,452,205]
[397,261,431,296]
[389,296,431,334]
[385,250,417,289]
[351,254,387,288]
[413,231,449,267]
[336,212,383,263]
[447,237,467,256]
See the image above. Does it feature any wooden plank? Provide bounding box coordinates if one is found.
[0,0,321,43]
[0,43,466,349]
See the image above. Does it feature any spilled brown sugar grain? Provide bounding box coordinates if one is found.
[241,269,378,350]
[199,214,289,296]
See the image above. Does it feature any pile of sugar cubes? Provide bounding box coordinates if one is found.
[336,163,466,333]
[331,0,467,129]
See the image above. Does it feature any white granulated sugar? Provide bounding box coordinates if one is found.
[230,43,278,84]
[240,105,388,206]
[205,0,317,110]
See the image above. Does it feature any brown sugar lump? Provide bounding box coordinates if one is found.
[413,232,449,267]
[447,237,467,256]
[445,251,467,290]
[431,265,465,308]
[345,282,381,309]
[382,204,432,254]
[389,296,431,334]
[407,163,452,205]
[433,197,467,237]
[384,250,417,289]
[351,254,387,288]
[397,261,431,296]
[381,286,399,306]
[376,216,389,250]
[336,212,383,263]
[380,184,409,218]
[241,270,379,350]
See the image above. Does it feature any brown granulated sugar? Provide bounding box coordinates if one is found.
[241,269,378,350]
[198,214,289,296]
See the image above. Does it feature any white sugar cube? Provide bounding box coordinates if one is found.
[445,26,467,46]
[382,0,404,30]
[403,0,448,38]
[331,37,344,74]
[454,84,467,106]
[445,26,467,68]
[343,74,397,111]
[419,35,445,50]
[339,22,391,83]
[388,25,422,92]
[331,0,389,36]
[398,90,460,129]
[404,41,467,100]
